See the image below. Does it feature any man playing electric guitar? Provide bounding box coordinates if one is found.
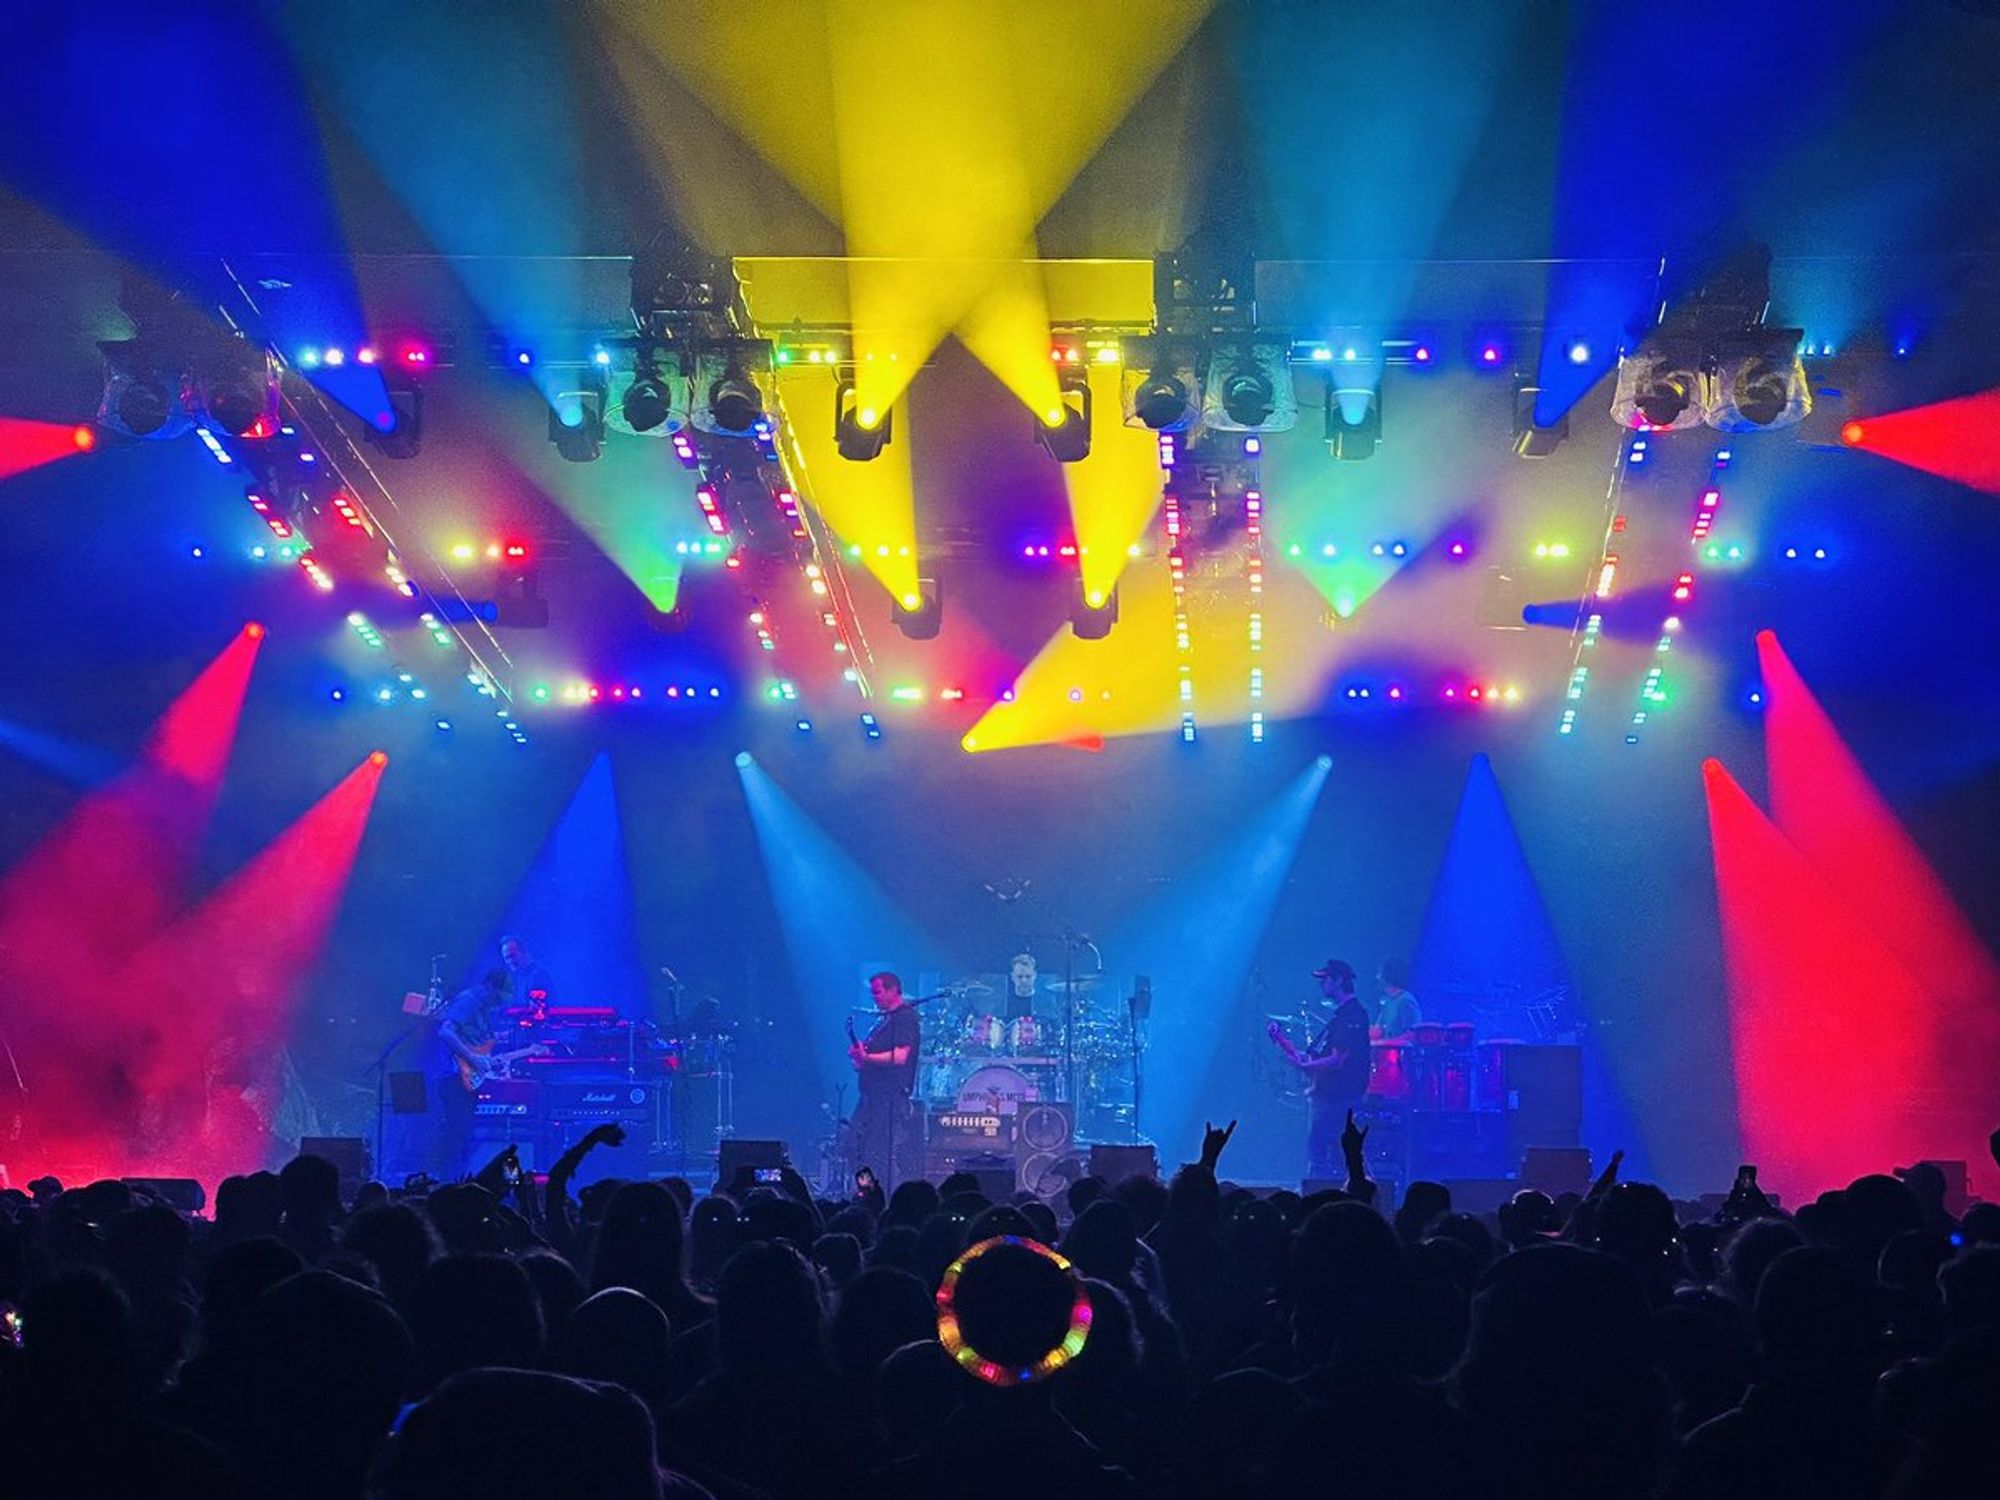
[432,968,518,1179]
[847,972,921,1190]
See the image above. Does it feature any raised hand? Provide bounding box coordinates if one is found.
[584,1122,627,1150]
[1587,1148,1625,1200]
[1341,1108,1369,1156]
[1200,1119,1238,1170]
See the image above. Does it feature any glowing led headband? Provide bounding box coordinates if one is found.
[935,1235,1092,1386]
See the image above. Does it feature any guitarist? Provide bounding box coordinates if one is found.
[1268,959,1372,1179]
[432,967,513,1180]
[847,971,921,1189]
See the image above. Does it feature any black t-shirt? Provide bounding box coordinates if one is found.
[1310,997,1373,1101]
[860,1004,921,1096]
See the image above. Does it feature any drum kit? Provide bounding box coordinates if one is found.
[890,972,1141,1140]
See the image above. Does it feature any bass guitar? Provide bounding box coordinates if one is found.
[455,1041,551,1092]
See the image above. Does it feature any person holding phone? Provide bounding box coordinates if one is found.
[848,972,922,1189]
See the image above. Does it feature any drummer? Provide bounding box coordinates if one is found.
[1002,952,1046,1021]
[1372,958,1423,1041]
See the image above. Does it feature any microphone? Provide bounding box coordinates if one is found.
[659,965,680,984]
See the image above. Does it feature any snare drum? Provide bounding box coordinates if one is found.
[961,1014,1003,1053]
[1007,1016,1045,1055]
[956,1064,1037,1115]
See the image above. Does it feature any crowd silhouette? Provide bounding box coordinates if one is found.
[2,1114,1998,1498]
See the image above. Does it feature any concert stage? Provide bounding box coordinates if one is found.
[1,6,1998,1209]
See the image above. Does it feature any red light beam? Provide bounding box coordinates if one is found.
[107,752,390,1184]
[0,418,97,483]
[1757,630,2000,1016]
[1702,758,1969,1204]
[1840,387,2000,494]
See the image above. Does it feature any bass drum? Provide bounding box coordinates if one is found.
[956,1064,1037,1116]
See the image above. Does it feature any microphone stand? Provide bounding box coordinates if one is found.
[367,1020,426,1188]
[993,879,1100,1126]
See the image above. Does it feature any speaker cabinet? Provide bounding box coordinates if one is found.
[1017,1102,1074,1155]
[298,1136,371,1198]
[1522,1146,1593,1199]
[1087,1144,1158,1185]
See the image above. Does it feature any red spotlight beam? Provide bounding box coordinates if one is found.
[1703,758,1964,1205]
[109,752,390,1183]
[1757,630,2000,1015]
[0,625,264,984]
[1840,387,2000,494]
[0,418,95,483]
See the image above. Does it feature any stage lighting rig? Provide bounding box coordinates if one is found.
[1201,342,1297,433]
[548,378,607,463]
[1708,329,1810,431]
[1512,382,1569,458]
[1610,335,1705,432]
[630,230,737,336]
[196,337,279,437]
[834,372,892,461]
[1153,230,1255,339]
[96,340,191,439]
[1608,245,1806,434]
[1122,337,1202,432]
[1033,370,1091,463]
[1069,580,1118,640]
[892,577,943,641]
[1324,382,1380,460]
[692,343,769,438]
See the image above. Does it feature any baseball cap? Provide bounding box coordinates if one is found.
[1311,959,1356,984]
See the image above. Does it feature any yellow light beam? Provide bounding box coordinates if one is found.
[1061,360,1163,604]
[772,364,921,604]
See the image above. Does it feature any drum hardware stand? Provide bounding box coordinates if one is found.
[992,878,1101,1115]
[1128,975,1151,1145]
[365,1019,426,1187]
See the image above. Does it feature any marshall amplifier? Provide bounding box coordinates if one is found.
[546,1080,658,1123]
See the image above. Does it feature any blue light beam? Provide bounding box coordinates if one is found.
[1105,753,1332,1154]
[735,755,953,1098]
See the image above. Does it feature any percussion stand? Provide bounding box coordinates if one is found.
[1127,976,1152,1145]
[1004,882,1100,1118]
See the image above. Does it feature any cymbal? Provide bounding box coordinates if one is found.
[1041,976,1103,993]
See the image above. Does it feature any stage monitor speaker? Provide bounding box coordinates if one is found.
[1494,1045,1581,1126]
[1437,1177,1518,1215]
[122,1177,206,1214]
[299,1136,371,1197]
[389,1071,430,1114]
[1088,1144,1157,1185]
[1522,1146,1593,1199]
[950,1154,1019,1202]
[717,1138,788,1192]
[1410,1111,1509,1178]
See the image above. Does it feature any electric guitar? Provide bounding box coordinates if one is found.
[456,1041,551,1092]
